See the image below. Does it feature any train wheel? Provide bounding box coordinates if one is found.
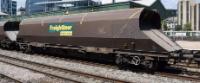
[144,61,154,69]
[143,60,158,74]
[198,62,200,68]
[115,55,127,69]
[24,45,33,54]
[130,56,141,66]
[115,55,123,65]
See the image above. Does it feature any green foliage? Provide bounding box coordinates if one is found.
[175,25,182,31]
[175,23,192,31]
[162,21,169,31]
[183,23,192,31]
[163,24,167,31]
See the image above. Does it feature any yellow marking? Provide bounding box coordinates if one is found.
[60,31,73,36]
[49,25,72,32]
[129,10,141,19]
[80,13,88,25]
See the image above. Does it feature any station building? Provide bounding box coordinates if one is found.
[25,0,176,20]
[25,0,101,15]
[178,0,200,31]
[191,3,200,31]
[131,0,177,20]
[0,0,17,16]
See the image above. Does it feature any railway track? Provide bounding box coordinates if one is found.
[71,57,200,82]
[40,54,118,70]
[169,60,200,68]
[169,63,200,76]
[156,72,200,82]
[171,63,200,69]
[0,54,128,83]
[36,54,200,82]
[1,49,200,83]
[0,74,22,83]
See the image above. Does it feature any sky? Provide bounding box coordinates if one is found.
[14,0,200,10]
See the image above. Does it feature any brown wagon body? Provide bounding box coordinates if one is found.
[0,8,191,70]
[18,8,180,53]
[0,21,7,40]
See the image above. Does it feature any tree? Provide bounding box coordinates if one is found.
[162,21,169,31]
[163,23,168,31]
[175,25,182,31]
[183,23,192,31]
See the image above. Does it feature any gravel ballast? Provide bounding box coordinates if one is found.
[0,62,74,83]
[0,74,19,83]
[0,49,198,83]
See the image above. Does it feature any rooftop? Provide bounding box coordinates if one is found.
[132,0,178,9]
[0,12,8,16]
[132,0,155,7]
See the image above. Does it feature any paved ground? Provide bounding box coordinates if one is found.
[176,41,200,50]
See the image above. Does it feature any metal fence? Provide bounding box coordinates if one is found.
[164,31,200,41]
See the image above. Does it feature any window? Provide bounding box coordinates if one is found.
[180,1,183,25]
[199,4,200,30]
[186,1,190,23]
[194,5,196,30]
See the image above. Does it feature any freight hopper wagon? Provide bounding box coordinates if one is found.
[0,21,7,48]
[0,21,19,49]
[17,8,183,70]
[0,22,6,40]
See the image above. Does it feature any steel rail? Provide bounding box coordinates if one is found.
[0,74,22,83]
[0,54,128,83]
[156,72,200,82]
